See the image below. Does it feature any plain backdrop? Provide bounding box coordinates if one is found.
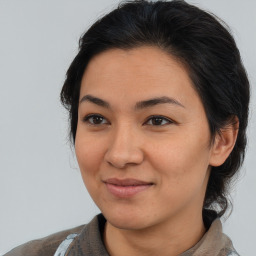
[0,0,255,255]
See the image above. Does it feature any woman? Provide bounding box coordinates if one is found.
[5,0,250,255]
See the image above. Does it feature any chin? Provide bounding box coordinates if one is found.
[102,207,152,230]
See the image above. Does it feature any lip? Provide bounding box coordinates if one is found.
[103,178,154,198]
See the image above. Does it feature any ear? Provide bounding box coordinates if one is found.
[209,116,239,167]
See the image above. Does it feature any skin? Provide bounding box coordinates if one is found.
[75,46,238,256]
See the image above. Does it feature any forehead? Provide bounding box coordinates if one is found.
[80,46,201,109]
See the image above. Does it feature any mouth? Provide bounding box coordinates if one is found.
[103,178,154,198]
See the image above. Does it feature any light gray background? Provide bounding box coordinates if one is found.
[0,0,255,255]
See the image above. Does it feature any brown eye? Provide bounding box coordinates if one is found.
[145,116,173,126]
[83,114,108,125]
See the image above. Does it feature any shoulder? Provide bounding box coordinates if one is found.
[199,219,240,256]
[183,218,240,256]
[218,232,240,256]
[199,210,240,256]
[4,225,85,256]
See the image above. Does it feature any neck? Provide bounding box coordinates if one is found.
[103,210,206,256]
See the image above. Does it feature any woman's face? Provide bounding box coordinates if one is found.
[75,46,214,230]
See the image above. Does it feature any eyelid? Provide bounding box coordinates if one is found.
[144,115,175,126]
[83,114,110,125]
[82,114,175,127]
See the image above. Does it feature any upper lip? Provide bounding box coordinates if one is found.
[104,178,153,186]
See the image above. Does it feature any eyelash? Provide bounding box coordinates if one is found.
[83,114,174,126]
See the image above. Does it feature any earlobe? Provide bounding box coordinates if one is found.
[209,116,239,167]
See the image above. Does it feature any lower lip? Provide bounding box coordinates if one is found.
[105,183,152,198]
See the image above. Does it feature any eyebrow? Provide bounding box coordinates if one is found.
[79,94,185,110]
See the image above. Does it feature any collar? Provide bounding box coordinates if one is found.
[67,214,238,256]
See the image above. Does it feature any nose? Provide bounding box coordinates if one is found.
[104,124,144,169]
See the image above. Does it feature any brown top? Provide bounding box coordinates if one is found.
[4,214,239,256]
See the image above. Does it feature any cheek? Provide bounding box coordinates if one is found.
[148,138,210,214]
[75,133,107,203]
[75,131,105,179]
[148,132,211,189]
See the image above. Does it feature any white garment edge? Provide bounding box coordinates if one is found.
[227,252,239,256]
[53,233,78,256]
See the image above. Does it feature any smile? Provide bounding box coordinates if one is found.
[103,178,154,198]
